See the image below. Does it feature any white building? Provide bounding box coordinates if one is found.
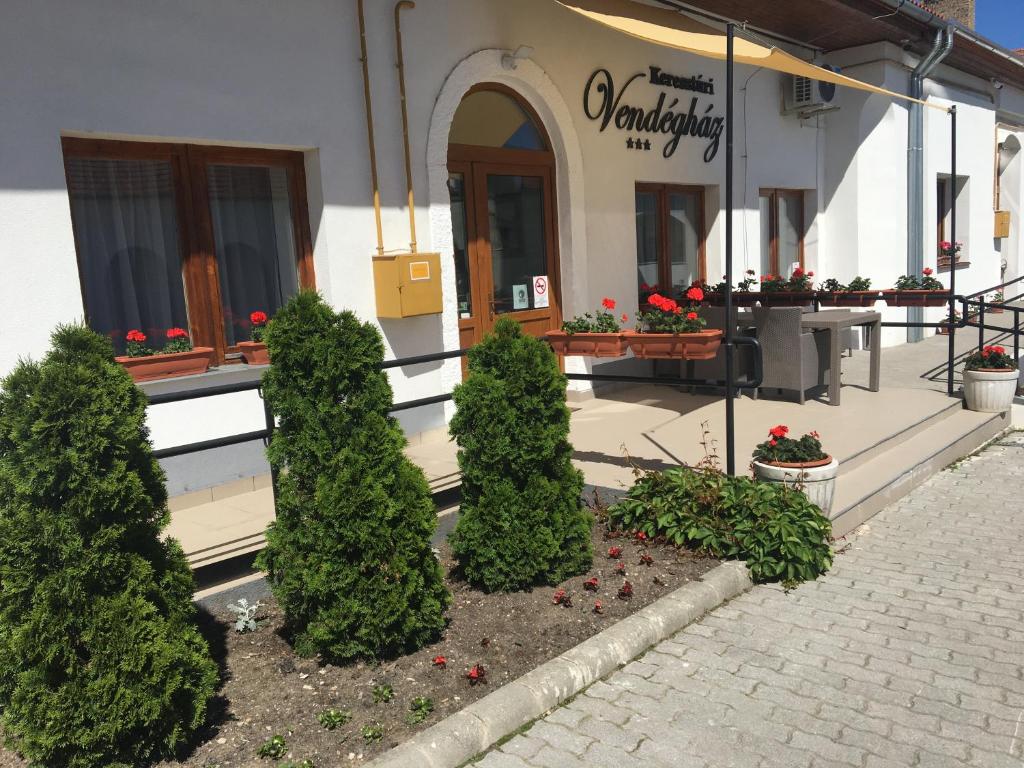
[1,0,1022,495]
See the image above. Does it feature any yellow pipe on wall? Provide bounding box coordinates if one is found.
[395,1,418,253]
[357,0,385,257]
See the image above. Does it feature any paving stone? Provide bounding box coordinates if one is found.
[471,438,1024,768]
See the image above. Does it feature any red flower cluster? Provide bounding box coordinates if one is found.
[982,345,1006,357]
[686,311,698,320]
[607,546,622,559]
[593,600,604,614]
[621,313,629,323]
[685,286,704,302]
[552,588,572,607]
[635,531,647,542]
[467,664,486,685]
[614,561,626,575]
[922,267,934,276]
[618,581,633,600]
[640,553,654,567]
[583,577,599,591]
[432,655,447,669]
[647,294,683,315]
[250,310,268,326]
[792,267,804,278]
[601,297,616,310]
[126,329,146,343]
[166,327,189,340]
[769,425,789,439]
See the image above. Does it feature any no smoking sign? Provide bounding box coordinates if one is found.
[532,275,549,308]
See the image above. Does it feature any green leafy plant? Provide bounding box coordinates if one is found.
[372,683,395,703]
[964,345,1017,371]
[317,708,352,730]
[847,276,872,291]
[752,425,828,465]
[819,278,843,293]
[257,735,288,759]
[406,696,434,725]
[0,325,218,768]
[561,297,625,334]
[895,268,944,291]
[449,318,592,592]
[992,290,1005,303]
[608,465,832,585]
[361,724,384,743]
[228,598,262,633]
[637,289,706,334]
[787,267,814,291]
[163,327,194,353]
[124,328,153,357]
[738,269,758,291]
[256,291,449,661]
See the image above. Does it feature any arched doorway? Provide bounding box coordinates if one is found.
[446,84,561,351]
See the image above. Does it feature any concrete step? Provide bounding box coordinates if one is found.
[830,406,1008,538]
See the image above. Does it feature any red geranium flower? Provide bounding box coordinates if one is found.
[922,267,934,276]
[673,306,683,315]
[621,313,629,323]
[601,297,616,311]
[583,577,599,591]
[615,561,626,574]
[552,588,572,607]
[126,329,146,343]
[792,267,804,278]
[769,425,789,439]
[640,553,654,567]
[618,581,634,600]
[807,271,815,277]
[467,664,486,685]
[432,655,447,669]
[686,311,698,320]
[686,286,704,302]
[635,531,647,542]
[593,600,604,614]
[250,310,268,326]
[166,327,189,339]
[769,439,778,447]
[607,546,622,559]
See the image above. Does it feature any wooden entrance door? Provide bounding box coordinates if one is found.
[446,85,561,359]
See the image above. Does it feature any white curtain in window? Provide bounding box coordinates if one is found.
[66,157,189,353]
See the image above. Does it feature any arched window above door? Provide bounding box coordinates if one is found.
[449,88,548,151]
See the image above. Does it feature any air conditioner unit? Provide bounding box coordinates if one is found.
[783,65,840,116]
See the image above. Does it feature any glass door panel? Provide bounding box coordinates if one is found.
[635,190,660,299]
[778,193,802,274]
[448,172,473,318]
[667,191,700,292]
[486,174,548,316]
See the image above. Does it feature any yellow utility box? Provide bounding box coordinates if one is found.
[995,210,1011,239]
[373,252,443,318]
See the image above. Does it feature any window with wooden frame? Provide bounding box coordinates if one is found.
[634,183,705,303]
[759,188,804,277]
[62,137,314,364]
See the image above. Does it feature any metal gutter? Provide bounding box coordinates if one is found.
[906,26,953,342]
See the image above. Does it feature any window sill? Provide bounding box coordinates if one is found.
[137,363,269,399]
[937,260,970,273]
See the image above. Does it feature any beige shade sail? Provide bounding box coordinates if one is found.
[554,0,948,110]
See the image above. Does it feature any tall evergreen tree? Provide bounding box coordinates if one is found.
[0,326,217,768]
[449,318,592,592]
[256,291,449,661]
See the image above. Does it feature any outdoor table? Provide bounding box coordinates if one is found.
[801,310,881,406]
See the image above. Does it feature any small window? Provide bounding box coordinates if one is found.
[63,138,314,361]
[634,184,704,303]
[449,89,547,151]
[759,189,804,276]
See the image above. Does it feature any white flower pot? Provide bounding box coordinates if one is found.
[963,368,1019,413]
[752,457,839,516]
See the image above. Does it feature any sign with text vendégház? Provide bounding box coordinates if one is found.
[583,65,724,162]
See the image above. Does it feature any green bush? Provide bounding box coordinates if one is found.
[256,291,449,661]
[608,466,832,585]
[0,325,218,768]
[449,318,592,592]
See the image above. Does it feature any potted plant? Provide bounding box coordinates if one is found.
[625,287,722,360]
[759,268,815,306]
[547,298,627,357]
[751,425,838,515]
[704,270,759,306]
[817,276,876,307]
[938,240,962,270]
[990,291,1005,314]
[962,344,1019,413]
[238,310,270,365]
[882,268,948,307]
[115,327,214,382]
[936,307,961,335]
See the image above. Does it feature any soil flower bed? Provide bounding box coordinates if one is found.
[1,504,715,768]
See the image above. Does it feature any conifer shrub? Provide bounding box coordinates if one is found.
[0,325,218,768]
[449,318,592,592]
[256,291,449,661]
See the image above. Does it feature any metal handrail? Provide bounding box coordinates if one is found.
[964,274,1024,300]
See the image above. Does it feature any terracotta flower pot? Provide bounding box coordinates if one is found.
[817,291,879,307]
[546,331,626,358]
[116,347,215,382]
[759,291,815,306]
[881,290,949,308]
[624,329,723,360]
[237,341,270,365]
[704,292,759,306]
[752,455,839,515]
[963,368,1019,413]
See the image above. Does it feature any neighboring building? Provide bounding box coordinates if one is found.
[1,0,1023,496]
[921,0,976,29]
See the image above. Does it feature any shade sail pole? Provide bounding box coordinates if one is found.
[725,22,736,476]
[947,105,957,396]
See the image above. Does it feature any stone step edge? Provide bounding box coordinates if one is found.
[362,560,754,768]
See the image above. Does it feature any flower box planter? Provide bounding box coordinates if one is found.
[116,347,215,382]
[704,292,760,307]
[816,291,879,308]
[880,290,949,308]
[546,331,626,358]
[752,456,839,515]
[963,368,1019,412]
[624,329,723,360]
[758,291,815,307]
[237,341,270,365]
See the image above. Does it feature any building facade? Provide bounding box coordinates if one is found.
[1,0,1023,494]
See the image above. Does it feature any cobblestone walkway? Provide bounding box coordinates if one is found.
[477,433,1024,768]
